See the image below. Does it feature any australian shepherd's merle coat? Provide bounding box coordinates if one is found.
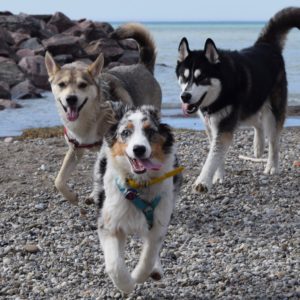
[93,104,181,293]
[176,7,300,193]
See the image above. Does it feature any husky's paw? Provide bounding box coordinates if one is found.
[264,164,279,175]
[193,182,209,193]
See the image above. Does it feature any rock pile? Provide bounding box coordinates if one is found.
[0,11,139,109]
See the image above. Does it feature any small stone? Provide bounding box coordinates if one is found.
[35,203,47,210]
[24,243,40,253]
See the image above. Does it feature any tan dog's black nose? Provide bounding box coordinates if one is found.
[66,95,78,106]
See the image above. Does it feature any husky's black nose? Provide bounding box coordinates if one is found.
[133,145,146,157]
[181,92,192,103]
[66,95,78,106]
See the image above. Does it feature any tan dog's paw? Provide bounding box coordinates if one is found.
[193,182,209,193]
[85,197,94,205]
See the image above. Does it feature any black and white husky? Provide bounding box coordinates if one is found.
[93,104,182,293]
[176,7,300,193]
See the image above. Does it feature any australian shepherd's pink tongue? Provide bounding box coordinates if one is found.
[132,158,162,172]
[67,107,79,122]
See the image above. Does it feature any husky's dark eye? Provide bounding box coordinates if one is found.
[58,82,66,88]
[199,77,210,85]
[121,129,132,139]
[78,82,87,89]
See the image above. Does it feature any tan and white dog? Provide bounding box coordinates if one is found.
[45,23,162,204]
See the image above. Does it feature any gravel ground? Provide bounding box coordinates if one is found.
[1,128,300,299]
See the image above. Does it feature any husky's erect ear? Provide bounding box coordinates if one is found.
[204,38,220,64]
[178,37,190,62]
[45,51,60,78]
[88,54,104,78]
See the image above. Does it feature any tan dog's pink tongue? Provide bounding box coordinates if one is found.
[67,108,79,121]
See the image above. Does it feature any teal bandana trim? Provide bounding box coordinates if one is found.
[115,178,161,230]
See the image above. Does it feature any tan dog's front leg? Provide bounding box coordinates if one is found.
[55,146,84,204]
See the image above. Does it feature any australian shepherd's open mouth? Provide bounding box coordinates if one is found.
[127,155,162,174]
[182,92,207,115]
[59,98,88,122]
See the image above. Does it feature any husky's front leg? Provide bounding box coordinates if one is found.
[55,146,84,204]
[194,131,233,193]
[98,228,134,294]
[131,226,167,283]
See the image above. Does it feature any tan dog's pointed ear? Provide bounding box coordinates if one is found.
[45,51,60,77]
[88,54,104,78]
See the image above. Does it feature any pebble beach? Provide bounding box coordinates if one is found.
[1,127,299,299]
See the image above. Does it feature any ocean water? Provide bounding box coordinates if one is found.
[1,22,300,137]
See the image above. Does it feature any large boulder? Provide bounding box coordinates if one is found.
[42,34,86,58]
[18,55,49,90]
[11,79,43,99]
[0,81,11,98]
[84,38,123,62]
[0,13,52,39]
[0,57,26,87]
[0,28,14,45]
[0,98,22,110]
[18,37,44,53]
[16,48,35,60]
[47,12,75,33]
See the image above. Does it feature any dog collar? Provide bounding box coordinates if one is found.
[126,166,184,189]
[64,127,102,149]
[115,179,161,230]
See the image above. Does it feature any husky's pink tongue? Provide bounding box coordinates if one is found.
[182,103,189,116]
[67,107,79,122]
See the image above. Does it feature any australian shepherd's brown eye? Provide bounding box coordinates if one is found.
[78,82,87,89]
[58,82,66,88]
[121,129,132,139]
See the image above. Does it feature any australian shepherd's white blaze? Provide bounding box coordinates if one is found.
[93,104,182,293]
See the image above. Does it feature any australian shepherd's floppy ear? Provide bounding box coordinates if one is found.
[176,7,300,193]
[93,103,182,293]
[45,23,162,204]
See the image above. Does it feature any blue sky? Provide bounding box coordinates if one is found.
[1,0,300,22]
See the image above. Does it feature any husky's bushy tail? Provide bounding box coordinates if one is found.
[255,7,300,51]
[110,23,157,74]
